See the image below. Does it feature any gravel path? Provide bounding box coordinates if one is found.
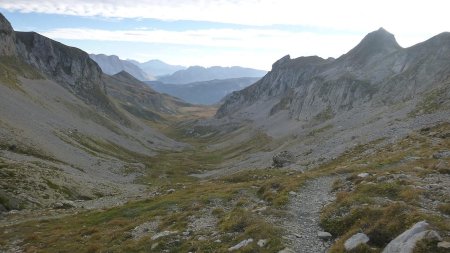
[283,176,336,253]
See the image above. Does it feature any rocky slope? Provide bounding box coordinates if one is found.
[158,65,267,84]
[212,28,450,172]
[0,14,187,210]
[148,77,260,105]
[89,53,153,81]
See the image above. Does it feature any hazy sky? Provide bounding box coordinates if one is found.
[1,0,449,70]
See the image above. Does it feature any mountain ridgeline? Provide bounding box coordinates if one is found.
[217,28,450,120]
[89,54,153,81]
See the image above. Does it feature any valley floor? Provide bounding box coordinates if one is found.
[1,119,449,253]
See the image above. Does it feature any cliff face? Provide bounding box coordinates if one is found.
[15,32,110,108]
[217,29,450,121]
[0,14,129,121]
[0,13,17,56]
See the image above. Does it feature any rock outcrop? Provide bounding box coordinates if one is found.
[0,13,17,56]
[272,150,295,167]
[382,221,442,253]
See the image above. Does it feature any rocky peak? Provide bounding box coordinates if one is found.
[0,13,17,56]
[0,13,13,33]
[272,55,291,70]
[339,28,401,66]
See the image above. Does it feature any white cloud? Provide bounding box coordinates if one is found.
[1,0,449,36]
[3,0,449,68]
[42,27,362,67]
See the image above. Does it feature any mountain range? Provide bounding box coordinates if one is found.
[157,65,267,84]
[148,77,260,105]
[89,53,153,81]
[214,27,450,171]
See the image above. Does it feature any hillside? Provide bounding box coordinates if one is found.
[0,14,191,211]
[157,65,267,84]
[215,28,450,171]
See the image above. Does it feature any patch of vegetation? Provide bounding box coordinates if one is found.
[313,105,335,122]
[409,86,450,116]
[0,56,42,89]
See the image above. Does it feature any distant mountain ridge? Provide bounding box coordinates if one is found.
[148,77,260,105]
[89,54,153,81]
[218,28,450,119]
[157,66,267,84]
[128,59,185,77]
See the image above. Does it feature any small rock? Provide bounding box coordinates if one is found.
[257,239,268,247]
[151,231,177,240]
[272,151,295,168]
[358,173,370,178]
[438,241,450,249]
[377,176,388,182]
[167,189,176,194]
[215,239,222,243]
[53,200,75,209]
[433,150,450,159]
[151,243,159,250]
[253,206,267,213]
[317,231,332,240]
[182,231,190,236]
[198,235,207,241]
[228,238,253,251]
[344,233,370,251]
[288,191,297,196]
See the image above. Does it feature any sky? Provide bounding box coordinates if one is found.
[1,0,449,70]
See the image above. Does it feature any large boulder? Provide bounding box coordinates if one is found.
[382,221,442,253]
[344,233,370,251]
[272,151,295,168]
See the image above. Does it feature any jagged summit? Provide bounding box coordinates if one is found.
[0,13,13,32]
[339,27,401,65]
